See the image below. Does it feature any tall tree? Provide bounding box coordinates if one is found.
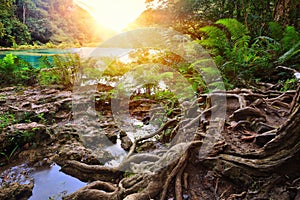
[0,0,31,46]
[16,0,52,43]
[141,0,299,38]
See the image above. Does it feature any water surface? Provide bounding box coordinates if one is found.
[29,164,86,200]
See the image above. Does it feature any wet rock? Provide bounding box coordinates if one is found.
[52,124,81,142]
[54,142,100,165]
[105,131,118,144]
[42,88,58,95]
[0,182,33,200]
[121,136,133,151]
[119,130,127,137]
[1,122,52,150]
[20,101,31,109]
[0,164,34,200]
[0,86,16,92]
[142,116,150,125]
[81,135,110,149]
[9,122,44,130]
[0,164,33,185]
[0,98,6,104]
[93,149,114,164]
[55,110,70,119]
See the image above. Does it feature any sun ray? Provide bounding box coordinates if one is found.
[74,0,146,32]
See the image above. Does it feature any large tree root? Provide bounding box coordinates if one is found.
[61,160,122,182]
[63,152,186,200]
[63,85,299,200]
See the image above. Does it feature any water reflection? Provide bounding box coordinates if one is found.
[29,164,86,200]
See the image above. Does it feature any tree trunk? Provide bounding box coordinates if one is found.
[273,0,293,26]
[22,3,26,24]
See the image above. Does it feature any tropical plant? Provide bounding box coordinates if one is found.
[199,18,255,86]
[0,54,37,86]
[38,54,84,87]
[199,18,300,87]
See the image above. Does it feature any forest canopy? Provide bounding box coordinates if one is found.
[0,0,112,47]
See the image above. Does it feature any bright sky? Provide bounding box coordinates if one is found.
[74,0,146,32]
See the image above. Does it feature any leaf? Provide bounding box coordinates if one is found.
[278,41,300,64]
[216,18,249,41]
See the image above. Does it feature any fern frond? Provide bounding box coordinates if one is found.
[233,35,251,50]
[199,26,227,48]
[216,18,249,41]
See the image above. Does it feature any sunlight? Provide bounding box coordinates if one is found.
[74,0,146,32]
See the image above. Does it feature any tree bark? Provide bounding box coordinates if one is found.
[22,3,26,24]
[274,0,291,25]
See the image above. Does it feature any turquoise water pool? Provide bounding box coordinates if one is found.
[0,49,75,68]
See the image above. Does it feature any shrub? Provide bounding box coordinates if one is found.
[0,54,37,86]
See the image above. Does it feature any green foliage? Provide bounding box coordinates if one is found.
[268,22,285,41]
[16,0,52,43]
[199,18,300,87]
[143,0,297,39]
[0,145,18,163]
[199,26,227,54]
[266,23,300,66]
[278,41,300,64]
[281,26,300,51]
[0,53,37,86]
[280,78,298,91]
[0,129,35,164]
[0,0,31,47]
[200,18,249,52]
[103,60,133,77]
[38,54,83,87]
[0,0,105,47]
[199,19,253,86]
[38,54,102,87]
[0,113,17,132]
[216,18,249,42]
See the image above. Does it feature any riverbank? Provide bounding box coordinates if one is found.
[0,42,102,51]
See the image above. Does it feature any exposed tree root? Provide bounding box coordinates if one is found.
[160,151,188,200]
[64,181,119,200]
[63,85,299,200]
[175,161,187,200]
[127,118,178,158]
[61,160,122,182]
